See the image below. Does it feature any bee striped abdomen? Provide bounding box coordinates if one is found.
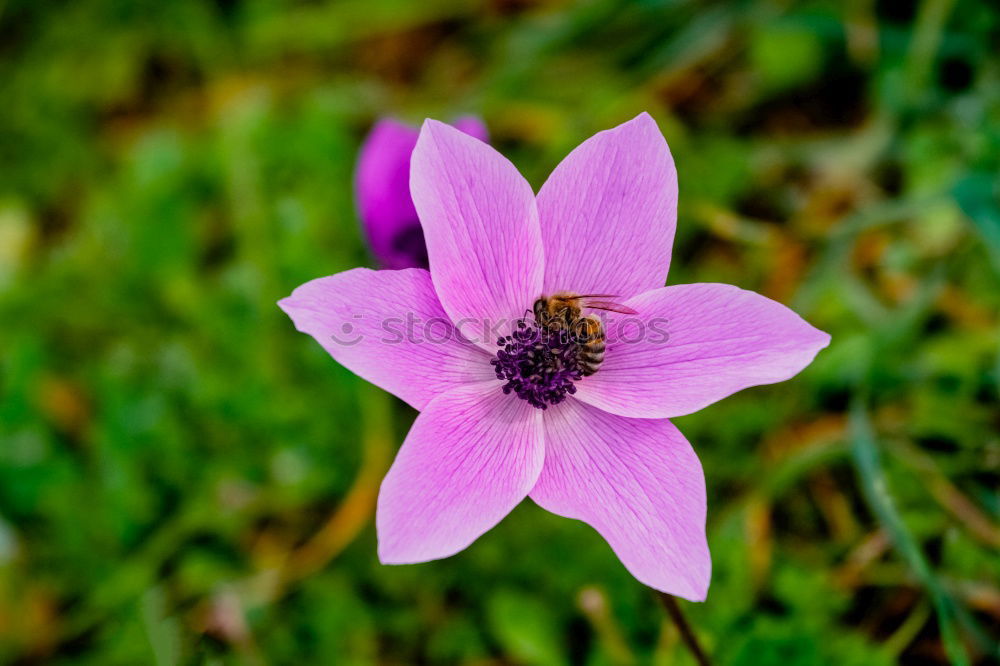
[576,314,605,376]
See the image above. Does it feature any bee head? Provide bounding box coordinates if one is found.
[532,297,547,324]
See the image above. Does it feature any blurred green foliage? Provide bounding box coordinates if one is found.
[1,0,999,664]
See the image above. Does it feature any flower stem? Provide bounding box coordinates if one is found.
[656,592,711,666]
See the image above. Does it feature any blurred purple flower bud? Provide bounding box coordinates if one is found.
[354,116,489,269]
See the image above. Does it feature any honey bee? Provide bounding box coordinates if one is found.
[532,291,637,376]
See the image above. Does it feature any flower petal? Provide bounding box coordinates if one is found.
[537,112,677,298]
[530,399,710,600]
[279,268,495,411]
[574,283,831,418]
[354,119,423,270]
[377,383,544,563]
[410,119,543,342]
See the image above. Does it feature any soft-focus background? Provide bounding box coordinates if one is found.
[1,0,999,664]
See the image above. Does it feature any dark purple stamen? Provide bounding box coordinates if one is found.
[490,316,584,410]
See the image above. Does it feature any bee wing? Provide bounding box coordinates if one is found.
[577,295,638,315]
[585,302,639,315]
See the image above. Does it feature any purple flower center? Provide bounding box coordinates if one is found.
[490,316,585,410]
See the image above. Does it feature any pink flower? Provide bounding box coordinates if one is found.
[355,116,489,270]
[281,113,829,601]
